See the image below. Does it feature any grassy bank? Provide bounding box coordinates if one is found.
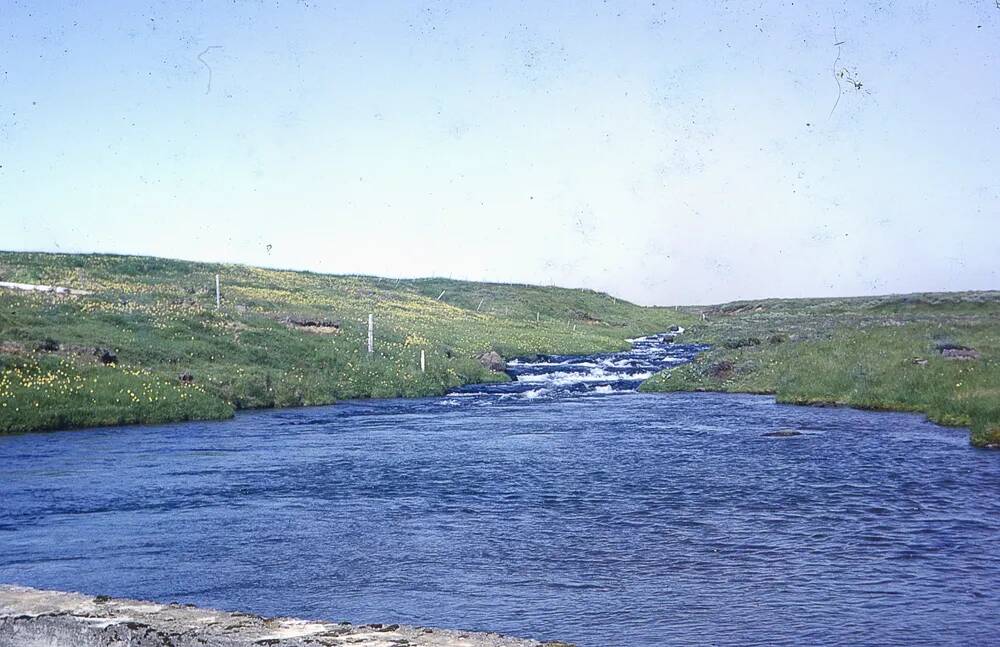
[0,251,692,433]
[640,292,1000,448]
[4,252,997,447]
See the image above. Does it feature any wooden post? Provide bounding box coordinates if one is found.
[536,312,540,323]
[367,313,374,354]
[477,298,484,312]
[420,349,425,373]
[215,274,220,310]
[437,290,446,301]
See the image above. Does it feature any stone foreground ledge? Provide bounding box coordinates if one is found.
[0,585,574,647]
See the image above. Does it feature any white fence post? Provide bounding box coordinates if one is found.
[215,274,220,310]
[367,313,374,354]
[420,349,426,373]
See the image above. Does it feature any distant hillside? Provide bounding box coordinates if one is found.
[0,251,691,433]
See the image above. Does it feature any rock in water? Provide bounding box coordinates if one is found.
[763,430,804,437]
[478,351,506,372]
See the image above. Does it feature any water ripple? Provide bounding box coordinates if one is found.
[0,336,998,646]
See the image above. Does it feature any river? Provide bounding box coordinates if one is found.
[1,334,998,646]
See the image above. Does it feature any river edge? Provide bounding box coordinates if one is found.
[1,339,989,446]
[0,585,574,647]
[0,334,679,436]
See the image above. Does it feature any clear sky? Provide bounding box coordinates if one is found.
[1,1,997,305]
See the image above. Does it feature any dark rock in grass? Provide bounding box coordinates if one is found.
[763,430,804,437]
[723,337,762,349]
[935,341,981,360]
[179,372,194,384]
[707,360,735,380]
[36,337,60,352]
[911,357,929,366]
[768,334,786,344]
[669,325,682,332]
[479,350,507,372]
[283,316,340,332]
[939,347,981,361]
[94,347,117,365]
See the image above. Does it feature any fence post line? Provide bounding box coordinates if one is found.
[367,313,374,354]
[215,274,220,310]
[420,349,426,373]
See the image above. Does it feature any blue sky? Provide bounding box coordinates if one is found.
[1,1,997,305]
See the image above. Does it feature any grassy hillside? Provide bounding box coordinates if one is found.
[0,251,691,433]
[640,292,1000,448]
[4,251,997,447]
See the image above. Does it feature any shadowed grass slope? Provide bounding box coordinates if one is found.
[0,251,692,433]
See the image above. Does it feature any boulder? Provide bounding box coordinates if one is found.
[763,430,804,437]
[93,347,117,365]
[282,316,341,333]
[707,360,734,380]
[36,338,60,352]
[940,347,981,361]
[723,337,762,349]
[478,350,506,372]
[178,372,194,384]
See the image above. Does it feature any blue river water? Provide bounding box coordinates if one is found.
[1,334,999,646]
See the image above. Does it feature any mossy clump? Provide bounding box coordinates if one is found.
[971,426,1000,449]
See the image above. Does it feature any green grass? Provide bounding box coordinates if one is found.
[0,251,692,433]
[0,354,233,433]
[4,252,997,447]
[640,292,1000,448]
